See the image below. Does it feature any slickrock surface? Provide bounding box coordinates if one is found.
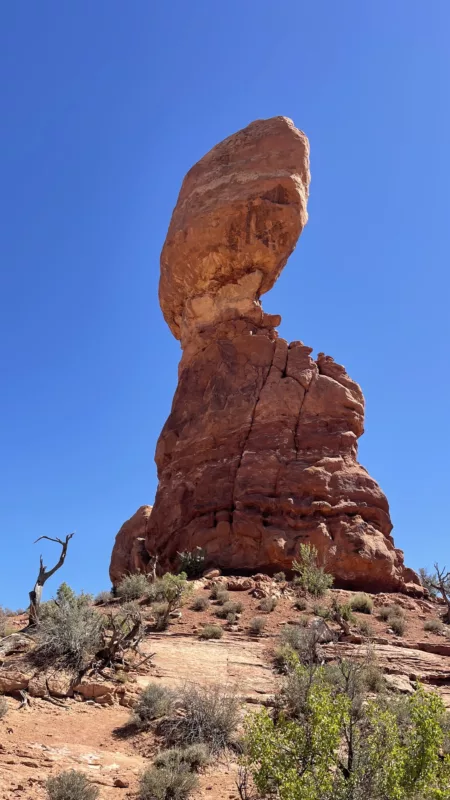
[110,116,419,593]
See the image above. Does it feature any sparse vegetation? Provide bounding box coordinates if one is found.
[312,603,330,619]
[209,583,223,600]
[116,573,150,601]
[32,599,104,669]
[424,618,444,633]
[249,616,266,635]
[390,615,407,636]
[0,607,14,638]
[94,590,113,605]
[215,600,242,619]
[350,592,373,614]
[191,595,209,612]
[214,589,230,605]
[46,769,99,800]
[273,572,286,583]
[177,547,206,579]
[420,563,450,623]
[357,618,374,637]
[378,603,405,622]
[153,744,210,772]
[135,683,176,727]
[138,764,198,800]
[259,596,277,612]
[199,624,223,640]
[276,624,324,668]
[292,543,333,597]
[293,597,307,611]
[166,683,240,752]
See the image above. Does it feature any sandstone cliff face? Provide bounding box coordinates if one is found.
[110,116,420,593]
[109,506,152,586]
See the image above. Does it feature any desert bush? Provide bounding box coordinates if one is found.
[292,543,334,597]
[191,596,209,612]
[312,603,330,619]
[350,592,373,614]
[215,600,242,619]
[152,602,171,631]
[135,683,175,727]
[116,573,150,601]
[46,769,99,800]
[293,597,307,611]
[259,596,277,613]
[138,764,198,800]
[273,572,286,583]
[279,624,322,666]
[378,603,405,622]
[167,683,240,752]
[249,616,266,636]
[243,665,450,800]
[177,547,206,579]
[154,744,209,771]
[214,589,230,605]
[357,618,374,637]
[226,612,237,625]
[274,643,299,674]
[0,696,8,719]
[209,583,223,600]
[94,590,113,605]
[199,624,223,640]
[390,615,406,636]
[33,601,103,669]
[0,607,14,638]
[424,618,444,633]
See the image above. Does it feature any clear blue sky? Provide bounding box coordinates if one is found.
[1,2,449,609]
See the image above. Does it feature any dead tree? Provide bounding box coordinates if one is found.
[430,563,450,623]
[28,533,74,625]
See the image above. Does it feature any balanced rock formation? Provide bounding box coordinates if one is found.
[110,116,420,593]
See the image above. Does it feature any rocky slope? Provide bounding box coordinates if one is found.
[110,116,419,593]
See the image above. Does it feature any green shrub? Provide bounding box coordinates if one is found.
[177,548,206,579]
[191,596,209,612]
[139,764,198,800]
[292,544,334,597]
[357,619,374,637]
[390,615,406,636]
[259,596,277,612]
[167,684,240,752]
[279,624,322,666]
[350,592,373,614]
[312,604,330,619]
[116,573,150,601]
[199,624,223,640]
[424,618,444,633]
[293,597,307,611]
[33,601,103,669]
[0,696,8,719]
[379,603,405,622]
[153,744,209,771]
[215,600,242,619]
[226,612,237,625]
[274,643,299,674]
[135,683,175,726]
[273,572,286,583]
[152,602,171,631]
[94,590,113,605]
[249,616,266,635]
[243,666,450,800]
[209,583,223,600]
[214,589,230,605]
[46,770,99,800]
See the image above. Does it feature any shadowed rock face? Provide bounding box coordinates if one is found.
[110,116,420,594]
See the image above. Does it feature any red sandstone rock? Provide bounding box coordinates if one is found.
[109,505,152,586]
[109,117,420,594]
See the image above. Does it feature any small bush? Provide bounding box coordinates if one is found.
[378,603,405,622]
[215,600,242,619]
[274,643,299,673]
[94,590,113,605]
[154,744,209,772]
[168,684,240,752]
[357,619,374,637]
[292,544,333,597]
[424,618,444,633]
[177,547,206,579]
[259,596,277,613]
[215,589,230,605]
[209,583,223,600]
[135,683,175,726]
[117,573,150,601]
[312,604,330,619]
[33,602,103,669]
[0,607,14,638]
[390,615,406,636]
[191,596,209,612]
[199,624,223,640]
[279,625,322,666]
[226,612,237,625]
[293,597,307,611]
[350,593,373,614]
[46,770,99,800]
[139,764,198,800]
[0,696,8,719]
[273,572,286,583]
[249,616,266,635]
[153,602,171,631]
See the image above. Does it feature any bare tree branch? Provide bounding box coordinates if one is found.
[28,533,75,625]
